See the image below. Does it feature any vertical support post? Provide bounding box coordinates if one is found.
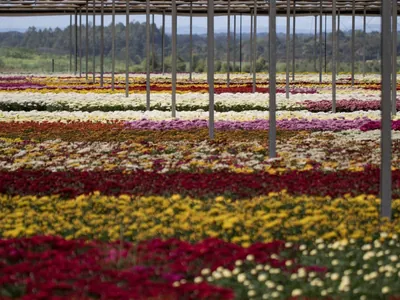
[381,0,392,219]
[292,0,295,80]
[253,0,257,93]
[319,1,322,83]
[111,0,116,91]
[314,15,317,72]
[70,14,72,73]
[250,9,253,76]
[332,0,336,113]
[79,8,82,78]
[100,0,104,87]
[208,0,215,139]
[233,14,236,72]
[172,0,177,118]
[85,0,89,80]
[393,0,398,115]
[75,10,78,75]
[162,11,165,75]
[269,0,277,158]
[190,2,193,81]
[92,0,96,83]
[363,6,366,77]
[151,14,155,72]
[146,0,151,109]
[337,9,340,75]
[286,0,290,98]
[125,0,129,97]
[324,14,327,73]
[351,0,355,86]
[52,59,55,73]
[240,13,242,72]
[227,0,231,87]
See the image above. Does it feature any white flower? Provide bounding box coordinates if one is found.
[248,290,256,297]
[246,254,255,261]
[330,273,340,281]
[201,268,210,275]
[237,273,246,283]
[258,274,267,281]
[291,289,302,297]
[222,269,232,278]
[265,280,275,289]
[382,286,390,294]
[194,276,203,283]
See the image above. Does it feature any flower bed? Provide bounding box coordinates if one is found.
[1,73,399,299]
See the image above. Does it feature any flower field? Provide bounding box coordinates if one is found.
[1,73,400,299]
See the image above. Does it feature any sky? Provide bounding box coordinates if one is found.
[0,14,383,34]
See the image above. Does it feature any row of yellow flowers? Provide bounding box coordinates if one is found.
[2,192,400,246]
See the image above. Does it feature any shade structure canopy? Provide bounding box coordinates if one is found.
[0,0,396,16]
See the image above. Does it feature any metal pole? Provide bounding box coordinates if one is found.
[351,0,355,86]
[162,11,165,75]
[253,1,257,93]
[146,0,151,109]
[172,0,177,118]
[324,13,327,73]
[92,0,95,83]
[240,13,242,72]
[190,2,193,81]
[286,0,290,98]
[233,14,236,72]
[227,0,231,87]
[250,9,253,76]
[70,14,72,73]
[269,0,277,158]
[111,0,116,91]
[319,1,322,83]
[100,0,104,87]
[332,0,336,113]
[393,0,398,115]
[314,15,317,72]
[363,6,366,77]
[125,0,129,97]
[75,10,78,75]
[79,8,82,77]
[208,0,215,139]
[85,0,88,80]
[380,0,392,219]
[151,14,155,72]
[292,0,295,80]
[337,9,340,75]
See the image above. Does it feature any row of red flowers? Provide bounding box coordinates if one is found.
[1,236,319,299]
[1,168,399,199]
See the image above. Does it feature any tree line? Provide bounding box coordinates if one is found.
[0,22,390,73]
